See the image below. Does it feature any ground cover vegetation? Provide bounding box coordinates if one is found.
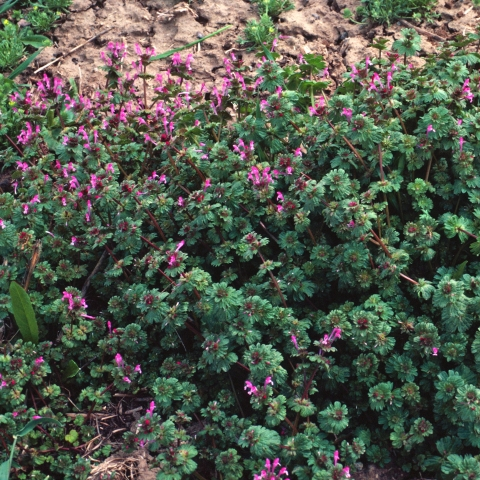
[3,0,480,477]
[0,0,72,76]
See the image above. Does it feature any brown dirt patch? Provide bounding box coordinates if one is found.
[24,0,480,95]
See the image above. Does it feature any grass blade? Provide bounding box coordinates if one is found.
[8,48,44,80]
[150,25,231,61]
[9,281,39,344]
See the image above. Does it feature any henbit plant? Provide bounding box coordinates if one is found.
[359,0,438,25]
[3,26,480,480]
[249,0,295,18]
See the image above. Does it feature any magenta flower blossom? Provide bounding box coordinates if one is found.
[459,137,464,152]
[426,125,435,136]
[0,219,5,229]
[343,466,351,478]
[35,357,44,365]
[264,376,274,388]
[107,321,112,333]
[291,335,299,350]
[32,415,42,420]
[115,353,124,367]
[176,240,185,252]
[277,192,284,202]
[334,450,340,466]
[432,347,439,356]
[244,380,258,396]
[123,376,131,384]
[341,108,353,122]
[147,401,155,417]
[172,52,182,66]
[254,458,289,480]
[134,365,142,374]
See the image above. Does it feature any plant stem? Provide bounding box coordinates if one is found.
[326,119,368,172]
[257,251,287,308]
[425,151,433,183]
[378,144,391,227]
[388,99,407,134]
[228,373,245,418]
[370,229,391,258]
[5,133,24,156]
[458,228,477,240]
[399,273,419,285]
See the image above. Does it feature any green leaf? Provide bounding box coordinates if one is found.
[16,418,62,437]
[62,360,80,380]
[8,48,44,80]
[452,261,468,280]
[0,0,18,15]
[65,429,79,443]
[20,35,52,48]
[9,282,39,344]
[150,25,231,61]
[0,460,10,480]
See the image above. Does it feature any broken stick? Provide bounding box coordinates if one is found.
[33,26,114,74]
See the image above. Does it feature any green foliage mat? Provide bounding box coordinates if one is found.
[2,28,480,479]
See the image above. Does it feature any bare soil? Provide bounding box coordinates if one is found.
[15,0,480,478]
[28,0,480,95]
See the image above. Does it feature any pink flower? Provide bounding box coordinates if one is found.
[12,412,18,418]
[343,466,351,478]
[341,108,352,123]
[176,240,185,252]
[107,321,112,333]
[426,125,435,136]
[123,376,131,384]
[294,148,302,157]
[204,179,211,190]
[277,192,284,202]
[291,335,299,350]
[35,357,44,365]
[244,380,258,396]
[71,236,77,246]
[32,415,42,420]
[172,52,182,66]
[106,163,114,172]
[459,137,464,152]
[115,353,124,367]
[178,197,184,207]
[334,450,340,466]
[264,376,274,388]
[147,401,155,416]
[134,365,142,374]
[0,219,5,229]
[432,347,439,356]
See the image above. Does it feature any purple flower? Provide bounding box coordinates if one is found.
[244,380,258,396]
[341,108,352,123]
[115,353,124,367]
[147,401,155,417]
